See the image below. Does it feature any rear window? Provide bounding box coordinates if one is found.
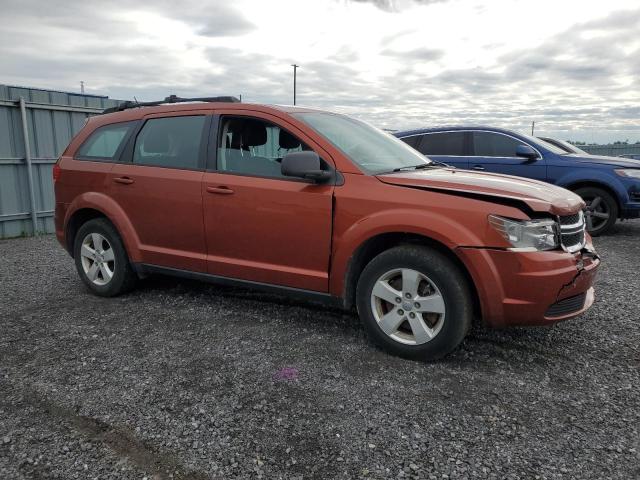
[418,132,466,156]
[76,122,134,160]
[133,116,206,170]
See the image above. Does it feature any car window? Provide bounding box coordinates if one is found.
[400,135,421,148]
[133,116,206,169]
[295,112,431,174]
[418,132,466,156]
[473,132,525,157]
[217,116,311,178]
[76,122,134,160]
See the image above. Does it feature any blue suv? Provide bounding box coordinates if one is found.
[394,126,640,235]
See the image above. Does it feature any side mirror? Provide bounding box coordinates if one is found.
[281,151,332,182]
[516,144,539,160]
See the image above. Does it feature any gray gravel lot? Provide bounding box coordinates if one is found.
[1,222,639,480]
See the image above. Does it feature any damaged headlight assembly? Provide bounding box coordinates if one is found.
[488,215,559,252]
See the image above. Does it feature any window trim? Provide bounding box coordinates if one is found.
[399,129,543,160]
[74,121,137,162]
[209,114,337,184]
[122,114,211,171]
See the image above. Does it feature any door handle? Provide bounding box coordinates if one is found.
[206,186,234,195]
[113,177,135,185]
[472,165,485,171]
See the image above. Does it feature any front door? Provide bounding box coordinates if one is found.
[108,113,210,272]
[202,113,334,292]
[469,131,547,181]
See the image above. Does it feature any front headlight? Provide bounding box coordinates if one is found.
[615,169,640,179]
[488,215,559,251]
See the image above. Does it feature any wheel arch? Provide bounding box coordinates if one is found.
[341,232,481,320]
[64,193,141,261]
[66,208,109,255]
[563,180,622,218]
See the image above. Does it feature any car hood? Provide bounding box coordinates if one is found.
[376,168,584,216]
[564,154,640,168]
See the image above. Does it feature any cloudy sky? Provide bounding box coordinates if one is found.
[1,0,639,143]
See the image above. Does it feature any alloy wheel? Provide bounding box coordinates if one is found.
[80,233,115,286]
[583,195,610,233]
[370,268,446,345]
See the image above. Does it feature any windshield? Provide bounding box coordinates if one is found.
[294,112,432,174]
[517,132,567,155]
[556,140,588,155]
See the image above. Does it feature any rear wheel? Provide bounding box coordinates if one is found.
[573,186,618,236]
[356,245,472,360]
[73,218,137,296]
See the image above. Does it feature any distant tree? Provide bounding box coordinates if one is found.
[567,140,586,145]
[613,140,629,145]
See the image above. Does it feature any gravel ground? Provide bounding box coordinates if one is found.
[1,222,639,480]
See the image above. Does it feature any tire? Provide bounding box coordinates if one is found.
[356,245,472,361]
[573,186,618,236]
[73,218,137,296]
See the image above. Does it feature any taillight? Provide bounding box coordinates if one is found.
[53,163,61,182]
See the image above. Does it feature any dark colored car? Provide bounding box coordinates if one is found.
[54,98,599,360]
[395,126,640,235]
[619,153,640,160]
[538,137,588,155]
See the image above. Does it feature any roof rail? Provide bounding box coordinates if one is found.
[102,95,241,114]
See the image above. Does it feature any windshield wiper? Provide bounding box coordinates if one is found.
[391,163,440,172]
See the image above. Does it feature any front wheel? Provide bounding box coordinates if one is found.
[356,245,473,360]
[573,186,618,236]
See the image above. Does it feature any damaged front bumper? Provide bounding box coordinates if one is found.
[455,242,600,328]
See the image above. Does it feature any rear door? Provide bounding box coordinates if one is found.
[404,131,470,168]
[108,112,210,272]
[201,111,334,292]
[470,131,547,181]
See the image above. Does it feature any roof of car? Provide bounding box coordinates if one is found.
[98,101,327,122]
[394,125,523,137]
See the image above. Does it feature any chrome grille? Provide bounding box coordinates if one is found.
[558,211,586,253]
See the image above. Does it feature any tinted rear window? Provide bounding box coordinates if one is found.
[418,132,466,156]
[76,122,134,160]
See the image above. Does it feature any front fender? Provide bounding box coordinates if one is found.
[555,169,628,202]
[328,208,486,297]
[65,192,142,262]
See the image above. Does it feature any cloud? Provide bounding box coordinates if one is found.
[0,0,638,143]
[350,0,448,12]
[381,47,444,61]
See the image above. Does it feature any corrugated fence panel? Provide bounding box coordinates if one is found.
[582,145,640,156]
[0,84,123,238]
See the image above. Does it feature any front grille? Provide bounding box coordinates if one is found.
[558,211,586,253]
[559,213,581,226]
[545,293,587,317]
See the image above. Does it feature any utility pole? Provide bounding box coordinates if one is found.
[80,81,85,94]
[291,64,299,105]
[531,121,535,135]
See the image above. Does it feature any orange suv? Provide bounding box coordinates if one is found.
[54,96,600,359]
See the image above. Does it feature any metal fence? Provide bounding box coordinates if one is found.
[581,144,640,156]
[0,85,122,238]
